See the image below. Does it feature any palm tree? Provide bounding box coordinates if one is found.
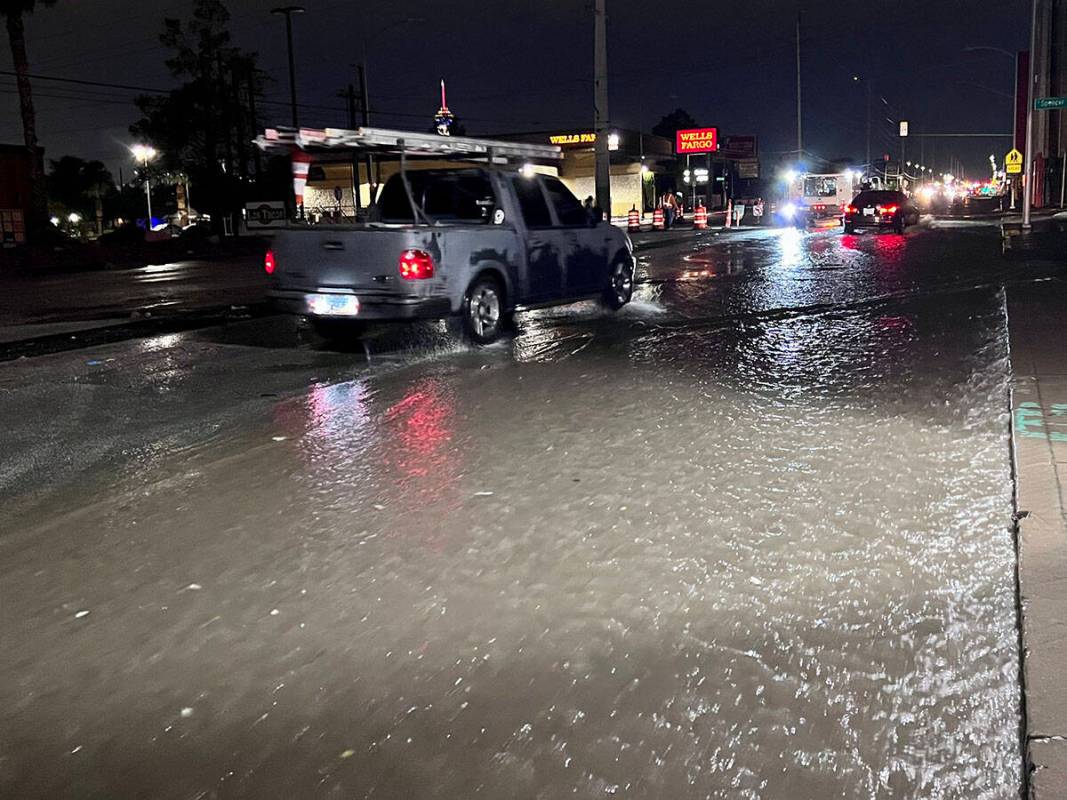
[3,0,56,232]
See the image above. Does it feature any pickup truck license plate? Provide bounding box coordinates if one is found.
[863,208,875,216]
[306,293,361,316]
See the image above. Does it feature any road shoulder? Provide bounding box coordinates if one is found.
[1007,279,1067,796]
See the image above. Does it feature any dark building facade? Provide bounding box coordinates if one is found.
[0,144,36,245]
[1030,0,1067,205]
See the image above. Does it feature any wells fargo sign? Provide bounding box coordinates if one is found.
[549,132,597,145]
[675,127,718,154]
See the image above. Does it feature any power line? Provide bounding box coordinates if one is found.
[0,71,582,130]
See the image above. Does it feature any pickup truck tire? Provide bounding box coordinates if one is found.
[843,222,854,234]
[310,318,366,341]
[462,275,505,345]
[602,255,634,311]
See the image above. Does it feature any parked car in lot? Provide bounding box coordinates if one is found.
[842,190,920,234]
[259,129,635,345]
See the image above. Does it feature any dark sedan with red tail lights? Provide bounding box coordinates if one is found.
[842,190,920,234]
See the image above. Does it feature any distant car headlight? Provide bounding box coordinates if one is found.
[782,202,797,219]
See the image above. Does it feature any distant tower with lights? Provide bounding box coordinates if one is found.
[434,79,454,136]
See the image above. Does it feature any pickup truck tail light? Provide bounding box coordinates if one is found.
[264,249,276,274]
[399,249,435,280]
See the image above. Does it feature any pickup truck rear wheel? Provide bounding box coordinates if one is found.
[463,276,505,345]
[602,256,634,310]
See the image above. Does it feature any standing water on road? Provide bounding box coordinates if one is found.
[0,285,1021,798]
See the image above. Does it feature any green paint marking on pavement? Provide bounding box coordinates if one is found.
[1016,402,1067,441]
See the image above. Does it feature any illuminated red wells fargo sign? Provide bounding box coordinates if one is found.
[675,127,719,154]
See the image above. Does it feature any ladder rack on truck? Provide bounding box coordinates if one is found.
[254,126,564,225]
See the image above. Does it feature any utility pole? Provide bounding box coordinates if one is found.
[246,66,262,178]
[271,6,305,128]
[594,0,611,219]
[795,13,802,159]
[358,63,376,203]
[343,83,362,215]
[1023,0,1040,228]
[866,80,872,178]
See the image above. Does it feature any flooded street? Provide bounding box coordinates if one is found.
[0,225,1028,798]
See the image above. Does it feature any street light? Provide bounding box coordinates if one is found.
[357,16,424,202]
[360,17,426,125]
[271,6,305,127]
[965,45,1020,212]
[130,144,158,230]
[853,74,873,174]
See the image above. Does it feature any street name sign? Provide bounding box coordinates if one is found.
[1035,97,1067,110]
[1005,148,1023,174]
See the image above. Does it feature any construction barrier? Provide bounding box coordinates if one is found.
[652,207,664,230]
[694,205,707,230]
[628,206,640,231]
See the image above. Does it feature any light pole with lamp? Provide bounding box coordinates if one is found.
[271,6,305,128]
[964,46,1019,212]
[853,75,873,180]
[131,144,158,231]
[357,17,425,202]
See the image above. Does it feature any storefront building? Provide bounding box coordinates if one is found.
[298,129,674,220]
[0,144,35,245]
[501,129,673,218]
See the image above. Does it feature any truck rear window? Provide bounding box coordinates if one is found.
[804,176,838,198]
[377,171,496,224]
[854,191,905,207]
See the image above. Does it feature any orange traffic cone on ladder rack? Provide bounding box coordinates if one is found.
[694,204,707,229]
[653,207,664,230]
[628,206,640,231]
[725,199,733,228]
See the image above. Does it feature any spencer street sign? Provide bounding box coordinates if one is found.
[675,128,719,154]
[1035,97,1067,110]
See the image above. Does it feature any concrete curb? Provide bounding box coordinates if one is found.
[0,303,274,362]
[1006,280,1067,798]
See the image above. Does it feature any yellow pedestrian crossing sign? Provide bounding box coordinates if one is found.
[1006,148,1023,174]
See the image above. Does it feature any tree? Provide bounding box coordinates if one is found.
[2,0,57,234]
[131,0,263,231]
[47,156,113,210]
[652,108,699,141]
[46,156,116,232]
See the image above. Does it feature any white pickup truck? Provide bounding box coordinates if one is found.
[257,128,635,344]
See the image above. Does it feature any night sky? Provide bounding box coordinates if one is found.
[0,0,1031,179]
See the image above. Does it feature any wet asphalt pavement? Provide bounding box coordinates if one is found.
[1,221,1054,798]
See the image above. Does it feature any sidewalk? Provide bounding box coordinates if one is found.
[1007,279,1067,796]
[0,256,268,361]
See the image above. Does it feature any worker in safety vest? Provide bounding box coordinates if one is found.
[662,192,677,229]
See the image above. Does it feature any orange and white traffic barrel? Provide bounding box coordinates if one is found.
[694,204,707,229]
[725,199,733,228]
[653,207,665,230]
[628,206,640,231]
